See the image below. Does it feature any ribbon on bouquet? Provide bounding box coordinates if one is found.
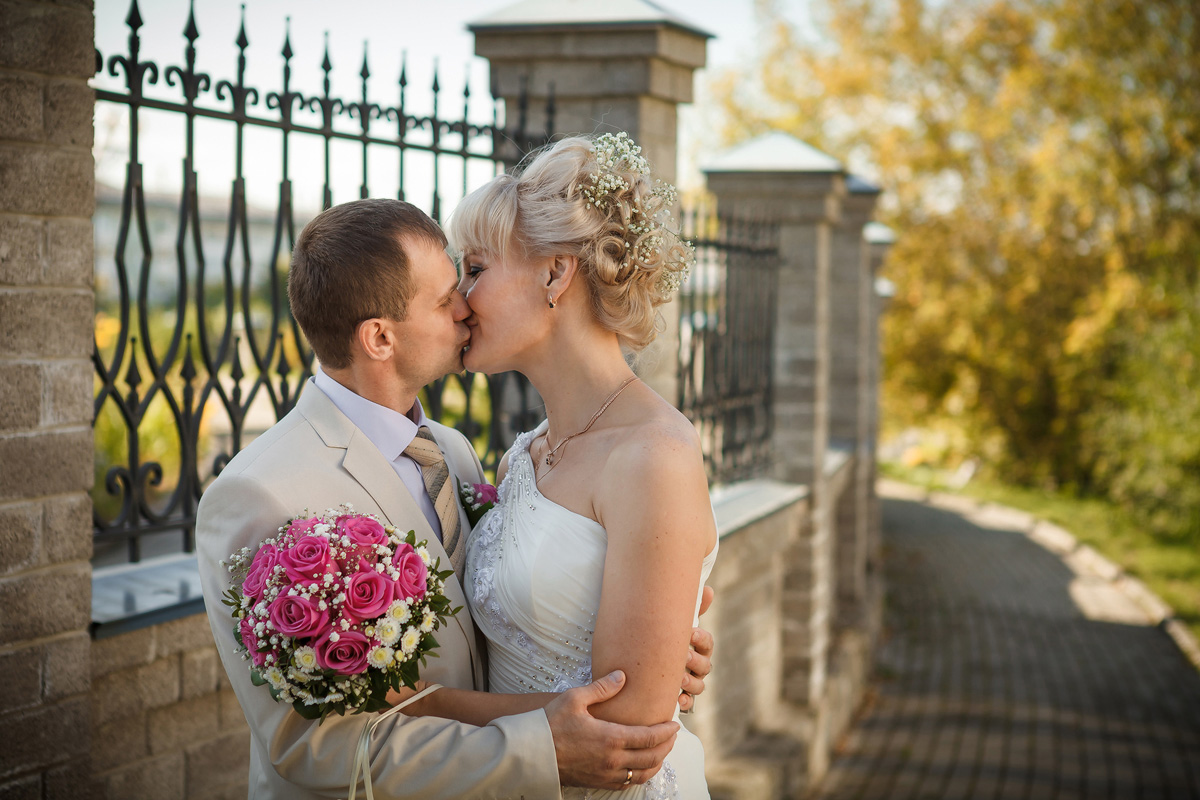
[347,684,444,800]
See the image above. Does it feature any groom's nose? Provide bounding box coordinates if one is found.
[452,290,471,321]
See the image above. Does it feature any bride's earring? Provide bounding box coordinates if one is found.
[548,292,557,309]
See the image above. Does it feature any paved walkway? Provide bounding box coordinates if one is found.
[813,485,1200,800]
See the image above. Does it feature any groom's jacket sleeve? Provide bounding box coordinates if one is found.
[196,465,562,800]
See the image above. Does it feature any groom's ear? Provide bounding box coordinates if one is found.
[355,318,394,363]
[546,254,578,297]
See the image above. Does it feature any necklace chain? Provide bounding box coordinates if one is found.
[541,375,639,472]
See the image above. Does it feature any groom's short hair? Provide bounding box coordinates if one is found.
[288,199,447,369]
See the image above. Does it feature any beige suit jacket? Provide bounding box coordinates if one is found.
[196,383,561,799]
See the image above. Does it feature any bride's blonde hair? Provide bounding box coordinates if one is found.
[447,133,692,352]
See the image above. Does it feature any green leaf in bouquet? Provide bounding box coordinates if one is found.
[293,699,323,721]
[222,588,243,611]
[250,669,266,687]
[363,695,390,714]
[398,660,419,687]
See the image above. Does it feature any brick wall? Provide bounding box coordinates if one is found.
[698,473,875,800]
[0,0,97,795]
[89,615,250,800]
[685,492,807,758]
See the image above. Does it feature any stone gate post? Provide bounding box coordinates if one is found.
[704,132,845,706]
[0,0,97,794]
[831,177,880,631]
[864,221,896,639]
[469,0,710,404]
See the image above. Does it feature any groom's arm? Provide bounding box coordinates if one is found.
[196,469,563,800]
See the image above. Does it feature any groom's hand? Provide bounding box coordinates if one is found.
[679,585,715,712]
[545,670,678,790]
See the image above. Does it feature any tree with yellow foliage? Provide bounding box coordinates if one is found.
[715,0,1200,539]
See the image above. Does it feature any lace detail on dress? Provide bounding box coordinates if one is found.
[465,430,542,667]
[646,762,679,800]
[581,762,677,800]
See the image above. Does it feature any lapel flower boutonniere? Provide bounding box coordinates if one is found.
[459,480,498,527]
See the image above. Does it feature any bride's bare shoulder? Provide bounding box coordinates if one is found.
[602,402,705,492]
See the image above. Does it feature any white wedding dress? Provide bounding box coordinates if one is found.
[464,423,715,799]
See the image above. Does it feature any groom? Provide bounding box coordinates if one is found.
[195,198,713,799]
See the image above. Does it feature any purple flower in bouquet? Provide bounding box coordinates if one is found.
[458,480,498,527]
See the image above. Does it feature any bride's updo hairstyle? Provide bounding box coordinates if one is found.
[448,132,693,352]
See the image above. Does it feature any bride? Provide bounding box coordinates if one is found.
[404,132,716,799]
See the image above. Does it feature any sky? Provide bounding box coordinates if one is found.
[92,0,818,215]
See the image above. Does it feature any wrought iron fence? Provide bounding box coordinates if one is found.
[92,0,551,565]
[677,211,781,484]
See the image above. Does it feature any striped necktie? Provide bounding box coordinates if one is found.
[403,427,464,573]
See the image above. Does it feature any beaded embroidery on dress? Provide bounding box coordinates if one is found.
[464,422,715,800]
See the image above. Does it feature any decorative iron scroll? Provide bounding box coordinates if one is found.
[92,0,552,564]
[677,211,781,485]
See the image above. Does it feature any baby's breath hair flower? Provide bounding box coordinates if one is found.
[576,132,693,300]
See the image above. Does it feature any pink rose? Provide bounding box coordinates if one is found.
[287,516,321,539]
[278,535,338,583]
[239,616,269,667]
[392,544,428,601]
[242,543,279,600]
[472,482,498,505]
[314,629,370,675]
[267,593,330,639]
[338,515,388,549]
[342,567,395,623]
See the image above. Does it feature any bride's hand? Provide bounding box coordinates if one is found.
[385,680,434,714]
[679,585,715,713]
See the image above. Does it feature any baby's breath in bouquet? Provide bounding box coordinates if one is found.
[221,504,458,723]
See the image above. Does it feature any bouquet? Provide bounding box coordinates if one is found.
[221,504,458,723]
[458,480,498,527]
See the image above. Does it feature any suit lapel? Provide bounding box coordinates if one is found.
[341,430,437,543]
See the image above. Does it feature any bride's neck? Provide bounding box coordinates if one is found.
[521,329,635,444]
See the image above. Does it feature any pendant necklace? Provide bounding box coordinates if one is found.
[541,375,639,473]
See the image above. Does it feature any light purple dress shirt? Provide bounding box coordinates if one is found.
[312,368,443,541]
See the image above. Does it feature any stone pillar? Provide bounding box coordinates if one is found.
[831,177,880,631]
[863,222,896,642]
[470,0,709,404]
[704,132,845,706]
[0,0,96,794]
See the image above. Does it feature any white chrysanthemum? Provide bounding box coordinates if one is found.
[377,618,402,646]
[388,600,412,624]
[420,611,436,633]
[367,646,395,670]
[264,666,285,688]
[400,628,421,655]
[416,546,431,565]
[293,646,319,673]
